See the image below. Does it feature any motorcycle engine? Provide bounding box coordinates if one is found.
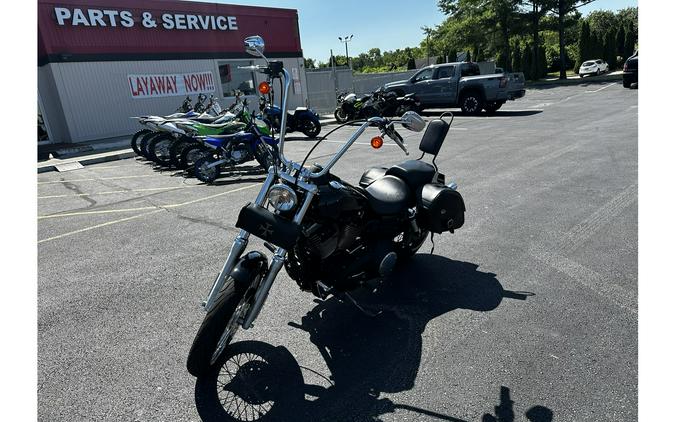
[229,143,252,164]
[285,181,366,294]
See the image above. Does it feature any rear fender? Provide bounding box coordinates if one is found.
[293,110,319,121]
[230,251,269,290]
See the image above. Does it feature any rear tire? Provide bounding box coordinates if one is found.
[301,119,321,138]
[194,156,221,183]
[187,278,247,377]
[484,101,504,115]
[623,79,631,88]
[131,129,152,156]
[460,91,484,115]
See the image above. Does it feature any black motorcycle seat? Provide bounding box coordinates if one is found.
[364,175,411,215]
[359,167,388,187]
[386,160,436,190]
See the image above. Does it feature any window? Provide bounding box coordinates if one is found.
[595,60,603,64]
[460,63,480,77]
[436,66,455,79]
[218,61,255,97]
[412,68,433,83]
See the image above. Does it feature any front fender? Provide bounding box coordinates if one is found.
[230,251,269,290]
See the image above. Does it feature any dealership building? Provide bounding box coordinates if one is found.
[38,0,308,144]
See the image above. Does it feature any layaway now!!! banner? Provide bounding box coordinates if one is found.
[128,72,215,98]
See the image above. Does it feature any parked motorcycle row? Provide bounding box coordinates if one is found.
[334,86,421,123]
[185,36,466,422]
[130,88,322,184]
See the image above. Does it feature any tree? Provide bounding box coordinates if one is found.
[550,0,597,79]
[575,20,590,72]
[521,43,532,79]
[603,28,617,69]
[624,21,636,57]
[303,58,316,69]
[447,48,458,62]
[511,42,522,72]
[615,24,625,62]
[407,57,416,70]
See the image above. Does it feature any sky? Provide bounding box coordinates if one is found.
[199,0,638,63]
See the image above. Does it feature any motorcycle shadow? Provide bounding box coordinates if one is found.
[195,254,535,422]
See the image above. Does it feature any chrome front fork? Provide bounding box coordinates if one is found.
[202,170,276,312]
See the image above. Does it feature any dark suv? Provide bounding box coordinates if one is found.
[623,51,638,88]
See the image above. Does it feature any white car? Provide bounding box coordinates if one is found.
[579,59,609,77]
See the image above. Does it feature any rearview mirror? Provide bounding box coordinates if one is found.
[400,111,425,132]
[244,35,265,57]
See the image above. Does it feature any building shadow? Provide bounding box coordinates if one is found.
[195,255,542,421]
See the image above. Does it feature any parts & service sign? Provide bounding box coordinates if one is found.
[53,7,239,31]
[128,72,215,99]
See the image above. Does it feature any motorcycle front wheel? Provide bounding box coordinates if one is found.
[148,134,174,166]
[131,129,152,156]
[187,277,248,377]
[334,107,350,123]
[194,156,221,183]
[180,144,210,170]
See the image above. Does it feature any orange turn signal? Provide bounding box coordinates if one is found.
[258,81,271,95]
[371,136,384,149]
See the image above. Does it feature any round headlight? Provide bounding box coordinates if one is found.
[267,184,297,212]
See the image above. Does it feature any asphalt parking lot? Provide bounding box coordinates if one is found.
[38,80,637,421]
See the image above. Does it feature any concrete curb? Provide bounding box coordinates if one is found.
[37,119,338,173]
[38,149,137,173]
[526,73,622,88]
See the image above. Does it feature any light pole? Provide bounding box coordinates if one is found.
[338,34,353,70]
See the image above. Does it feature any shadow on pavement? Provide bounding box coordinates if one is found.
[195,255,547,421]
[422,110,543,118]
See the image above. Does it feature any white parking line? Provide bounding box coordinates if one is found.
[38,185,198,199]
[38,183,261,220]
[38,174,162,185]
[585,82,617,93]
[38,183,262,243]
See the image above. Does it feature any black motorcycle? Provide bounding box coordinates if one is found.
[334,88,421,123]
[259,95,322,138]
[186,35,466,378]
[333,91,375,123]
[372,87,421,117]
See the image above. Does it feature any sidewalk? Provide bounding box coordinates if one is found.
[37,116,338,173]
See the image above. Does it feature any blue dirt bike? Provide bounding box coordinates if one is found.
[192,121,279,184]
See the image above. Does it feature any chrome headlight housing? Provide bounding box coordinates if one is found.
[267,184,297,212]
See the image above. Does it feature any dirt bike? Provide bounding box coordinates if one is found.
[186,36,466,377]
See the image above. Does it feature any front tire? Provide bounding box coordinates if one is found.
[180,144,210,170]
[334,108,350,123]
[460,91,484,115]
[194,156,221,183]
[148,134,174,166]
[187,278,248,377]
[131,129,152,156]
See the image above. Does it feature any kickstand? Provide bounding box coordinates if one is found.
[429,233,436,255]
[344,292,382,317]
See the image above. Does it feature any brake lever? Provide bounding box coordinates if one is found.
[385,123,409,155]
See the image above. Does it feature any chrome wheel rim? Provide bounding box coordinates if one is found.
[216,352,275,421]
[210,298,249,365]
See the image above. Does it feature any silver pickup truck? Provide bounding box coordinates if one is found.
[384,62,526,115]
